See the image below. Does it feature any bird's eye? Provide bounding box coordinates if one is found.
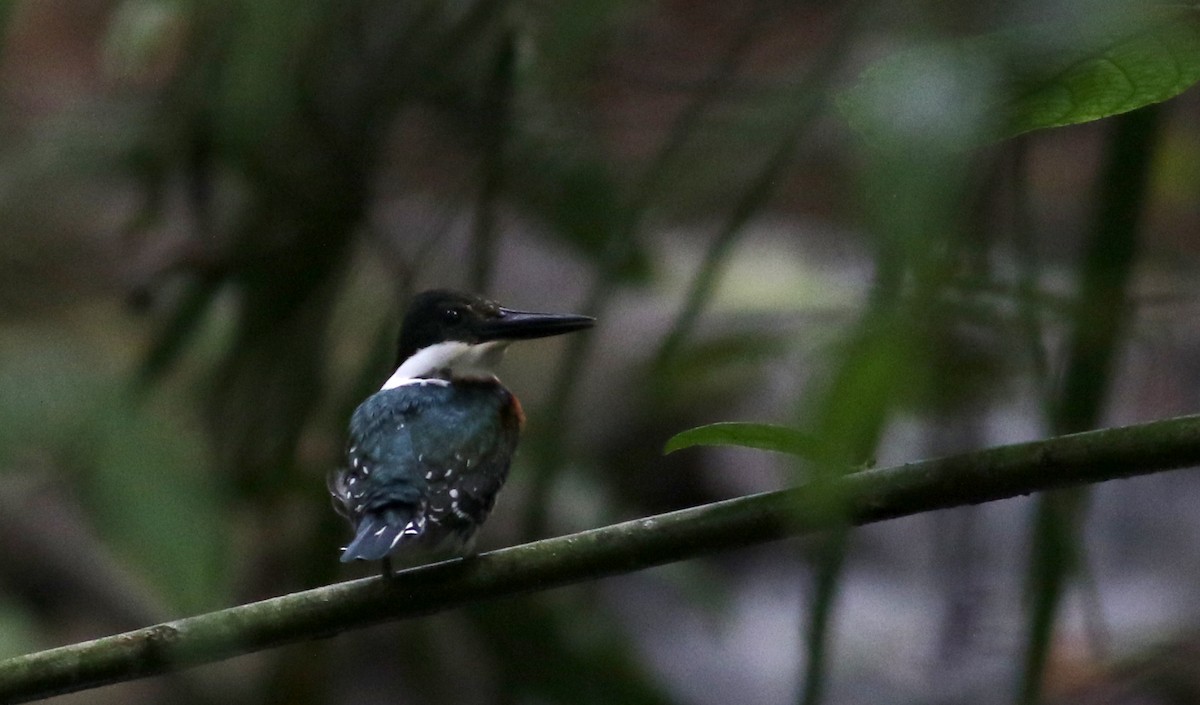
[442,308,463,324]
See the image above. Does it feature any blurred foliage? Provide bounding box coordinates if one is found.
[664,422,828,461]
[840,3,1200,146]
[2,0,1200,703]
[90,396,226,613]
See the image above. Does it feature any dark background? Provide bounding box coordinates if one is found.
[2,1,1200,703]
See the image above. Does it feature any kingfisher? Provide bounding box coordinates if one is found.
[329,289,594,576]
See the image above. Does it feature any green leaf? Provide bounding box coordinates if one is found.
[840,5,1200,147]
[664,422,828,460]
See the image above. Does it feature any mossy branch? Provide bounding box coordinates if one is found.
[6,413,1200,703]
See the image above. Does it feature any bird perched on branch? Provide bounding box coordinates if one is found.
[329,289,594,576]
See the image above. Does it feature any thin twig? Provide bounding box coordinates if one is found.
[5,412,1200,703]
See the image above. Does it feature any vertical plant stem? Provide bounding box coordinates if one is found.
[1007,142,1052,389]
[799,524,849,705]
[1017,104,1162,705]
[797,314,903,705]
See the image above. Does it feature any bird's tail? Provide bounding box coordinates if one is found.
[341,509,415,562]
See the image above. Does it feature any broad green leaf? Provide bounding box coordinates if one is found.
[664,422,828,460]
[840,5,1200,147]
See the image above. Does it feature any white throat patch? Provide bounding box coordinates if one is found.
[381,340,509,390]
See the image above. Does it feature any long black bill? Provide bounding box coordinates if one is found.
[477,307,595,342]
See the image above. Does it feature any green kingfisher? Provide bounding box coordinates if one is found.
[329,289,594,575]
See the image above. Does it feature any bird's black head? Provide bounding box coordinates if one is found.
[391,289,594,376]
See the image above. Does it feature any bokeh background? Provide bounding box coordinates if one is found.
[3,0,1200,703]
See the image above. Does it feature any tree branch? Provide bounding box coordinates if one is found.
[6,413,1200,703]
